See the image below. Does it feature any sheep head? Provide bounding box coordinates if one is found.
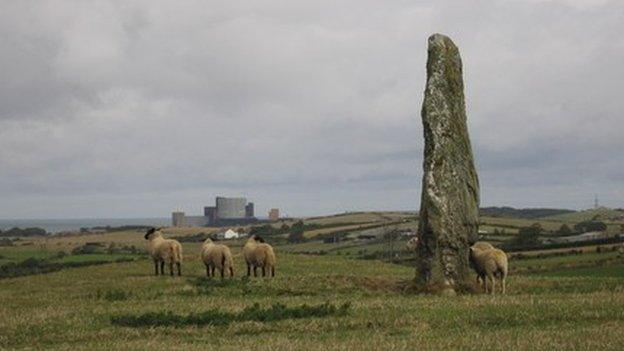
[144,227,163,240]
[144,227,156,240]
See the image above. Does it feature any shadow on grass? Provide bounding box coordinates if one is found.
[111,302,350,328]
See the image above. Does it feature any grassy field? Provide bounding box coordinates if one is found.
[545,207,624,222]
[2,235,624,350]
[1,211,624,350]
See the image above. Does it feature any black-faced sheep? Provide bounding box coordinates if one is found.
[469,245,508,294]
[201,238,234,278]
[243,235,276,277]
[144,227,182,276]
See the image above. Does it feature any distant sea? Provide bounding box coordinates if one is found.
[0,217,170,234]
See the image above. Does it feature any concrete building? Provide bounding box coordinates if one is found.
[216,197,247,219]
[172,196,259,227]
[245,203,254,218]
[268,208,280,221]
[185,216,209,227]
[172,212,186,227]
[204,206,217,224]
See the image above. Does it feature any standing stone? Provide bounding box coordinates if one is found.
[416,34,479,293]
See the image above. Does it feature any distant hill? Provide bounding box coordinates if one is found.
[480,207,576,219]
[544,207,624,222]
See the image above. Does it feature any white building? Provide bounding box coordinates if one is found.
[216,229,241,239]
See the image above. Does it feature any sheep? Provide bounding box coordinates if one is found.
[471,241,494,251]
[469,241,495,287]
[144,227,182,276]
[201,238,234,278]
[243,235,276,277]
[469,246,508,294]
[406,236,419,251]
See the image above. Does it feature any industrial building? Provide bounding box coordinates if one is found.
[268,208,280,221]
[172,196,257,227]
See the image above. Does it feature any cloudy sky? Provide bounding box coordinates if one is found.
[1,0,622,219]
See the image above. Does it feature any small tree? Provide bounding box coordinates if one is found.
[556,224,573,236]
[574,221,607,233]
[288,221,305,243]
[280,223,290,233]
[510,223,542,248]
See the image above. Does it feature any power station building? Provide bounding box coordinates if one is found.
[172,196,257,227]
[268,208,280,221]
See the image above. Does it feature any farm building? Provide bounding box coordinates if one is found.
[216,229,242,239]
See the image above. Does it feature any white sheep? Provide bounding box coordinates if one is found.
[469,245,508,294]
[243,235,276,277]
[471,241,494,251]
[144,227,182,276]
[469,241,495,287]
[201,238,234,278]
[406,236,419,251]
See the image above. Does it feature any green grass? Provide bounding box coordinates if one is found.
[2,243,624,350]
[510,251,621,272]
[533,264,624,278]
[545,208,624,222]
[0,248,59,264]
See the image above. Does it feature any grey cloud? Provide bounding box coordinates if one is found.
[0,0,623,218]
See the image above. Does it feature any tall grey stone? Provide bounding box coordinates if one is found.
[416,34,479,294]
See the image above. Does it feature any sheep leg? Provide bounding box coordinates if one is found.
[211,266,216,277]
[253,266,257,277]
[488,274,495,295]
[262,267,266,277]
[483,275,488,294]
[246,264,251,277]
[220,267,225,279]
[154,260,159,276]
[160,261,165,275]
[205,264,210,277]
[501,276,506,294]
[169,262,174,276]
[176,262,181,276]
[229,266,234,277]
[271,266,275,277]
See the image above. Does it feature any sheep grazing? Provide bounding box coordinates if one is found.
[469,245,508,294]
[144,227,182,276]
[406,236,419,251]
[201,238,234,278]
[243,235,276,277]
[470,241,496,288]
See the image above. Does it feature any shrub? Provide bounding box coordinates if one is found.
[0,227,47,237]
[71,243,106,255]
[509,223,543,248]
[111,302,350,328]
[288,221,305,243]
[574,221,607,233]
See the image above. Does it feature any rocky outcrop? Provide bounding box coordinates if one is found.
[416,34,480,294]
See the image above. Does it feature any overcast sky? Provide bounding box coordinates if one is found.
[1,0,623,219]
